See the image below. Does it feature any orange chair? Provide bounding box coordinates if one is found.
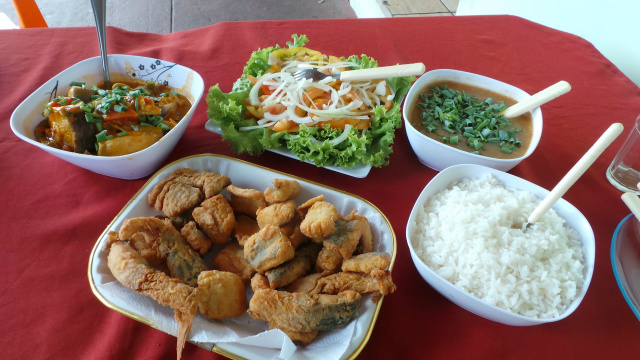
[12,0,47,28]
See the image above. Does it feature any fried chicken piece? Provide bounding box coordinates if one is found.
[315,247,343,274]
[192,195,235,245]
[322,220,361,259]
[256,199,297,228]
[233,215,260,245]
[264,179,301,203]
[300,201,341,240]
[312,270,397,302]
[243,224,295,273]
[344,209,374,254]
[180,221,212,255]
[265,252,312,289]
[279,214,308,248]
[211,241,255,283]
[248,274,362,335]
[107,241,198,360]
[196,270,246,319]
[118,217,207,286]
[341,252,390,274]
[148,169,231,214]
[226,185,267,218]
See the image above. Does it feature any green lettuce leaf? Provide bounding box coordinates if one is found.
[205,35,416,169]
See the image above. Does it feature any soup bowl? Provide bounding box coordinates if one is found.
[402,69,543,172]
[10,54,205,179]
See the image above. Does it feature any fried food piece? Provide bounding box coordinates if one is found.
[256,199,297,228]
[243,224,295,273]
[341,252,391,274]
[264,179,301,203]
[313,270,397,302]
[107,241,197,360]
[148,169,231,213]
[315,247,343,274]
[211,241,255,283]
[344,209,374,254]
[180,221,212,255]
[192,195,235,245]
[285,272,327,293]
[279,213,308,248]
[233,215,260,245]
[248,274,362,334]
[154,180,205,218]
[265,252,312,289]
[300,201,341,240]
[322,220,361,259]
[296,195,325,218]
[226,185,267,218]
[118,217,207,286]
[196,270,247,319]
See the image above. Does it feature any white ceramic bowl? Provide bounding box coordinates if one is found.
[402,69,543,172]
[10,54,205,179]
[406,164,595,326]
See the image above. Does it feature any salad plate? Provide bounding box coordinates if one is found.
[204,120,372,178]
[88,154,396,360]
[611,213,640,321]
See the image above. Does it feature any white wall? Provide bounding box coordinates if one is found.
[456,0,640,87]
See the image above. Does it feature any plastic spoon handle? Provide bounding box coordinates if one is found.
[503,81,571,118]
[527,123,624,224]
[622,192,640,221]
[339,63,426,82]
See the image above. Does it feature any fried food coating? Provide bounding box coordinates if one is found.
[264,179,301,203]
[233,214,260,245]
[148,169,231,215]
[322,220,361,259]
[312,270,397,302]
[315,247,343,274]
[211,241,255,283]
[226,185,267,218]
[285,272,327,294]
[196,270,247,319]
[256,199,297,228]
[192,194,235,244]
[265,252,313,289]
[341,252,391,274]
[300,201,341,240]
[118,217,207,286]
[243,224,295,273]
[180,221,212,255]
[296,195,325,218]
[279,214,308,248]
[344,209,374,254]
[248,274,362,334]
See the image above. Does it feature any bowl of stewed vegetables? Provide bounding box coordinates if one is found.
[10,54,204,179]
[402,69,543,172]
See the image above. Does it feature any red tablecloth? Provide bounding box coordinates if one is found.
[2,15,640,360]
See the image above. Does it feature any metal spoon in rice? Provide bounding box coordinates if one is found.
[522,122,624,230]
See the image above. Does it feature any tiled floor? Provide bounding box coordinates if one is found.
[0,0,460,33]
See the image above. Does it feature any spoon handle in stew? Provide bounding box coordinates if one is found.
[90,0,110,86]
[503,81,571,118]
[339,63,426,82]
[527,122,623,225]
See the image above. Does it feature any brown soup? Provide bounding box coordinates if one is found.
[409,81,533,159]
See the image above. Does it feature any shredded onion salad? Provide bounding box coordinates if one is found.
[240,51,396,146]
[206,34,416,169]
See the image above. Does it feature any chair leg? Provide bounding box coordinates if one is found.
[12,0,48,28]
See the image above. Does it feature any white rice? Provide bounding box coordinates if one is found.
[410,174,586,319]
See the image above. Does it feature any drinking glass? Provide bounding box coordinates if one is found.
[607,114,640,193]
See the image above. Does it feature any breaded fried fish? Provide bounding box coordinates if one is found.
[243,224,295,273]
[226,185,267,218]
[322,219,362,259]
[256,199,297,228]
[264,179,301,203]
[196,270,247,319]
[341,252,391,274]
[192,194,235,245]
[211,241,255,283]
[300,201,341,240]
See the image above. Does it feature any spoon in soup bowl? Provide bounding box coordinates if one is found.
[502,80,571,118]
[522,122,624,230]
[90,0,110,87]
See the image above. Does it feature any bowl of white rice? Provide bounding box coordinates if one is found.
[406,164,594,325]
